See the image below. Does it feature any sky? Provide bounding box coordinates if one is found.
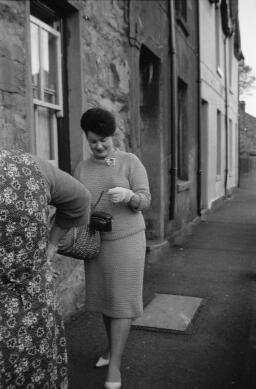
[239,0,256,117]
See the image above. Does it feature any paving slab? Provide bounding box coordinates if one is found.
[132,293,203,333]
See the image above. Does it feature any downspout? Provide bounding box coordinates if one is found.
[237,57,242,187]
[168,0,178,220]
[224,35,229,198]
[221,0,232,198]
[237,87,241,187]
[196,0,202,215]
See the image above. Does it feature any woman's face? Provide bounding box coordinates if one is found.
[87,131,114,159]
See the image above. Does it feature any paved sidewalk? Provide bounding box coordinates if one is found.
[66,173,256,389]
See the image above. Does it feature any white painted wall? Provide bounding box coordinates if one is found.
[199,0,239,209]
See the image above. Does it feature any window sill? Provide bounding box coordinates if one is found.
[177,180,190,192]
[216,66,223,79]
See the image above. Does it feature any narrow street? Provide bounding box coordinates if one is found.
[0,1,254,389]
[66,172,256,389]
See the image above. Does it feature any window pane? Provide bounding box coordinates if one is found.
[215,9,220,68]
[229,38,233,87]
[42,29,58,104]
[229,119,233,170]
[175,0,187,20]
[35,106,56,160]
[181,0,187,20]
[178,78,188,180]
[31,22,40,99]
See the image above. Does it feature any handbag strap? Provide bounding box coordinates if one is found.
[92,190,105,211]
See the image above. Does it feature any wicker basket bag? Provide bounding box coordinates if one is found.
[57,191,112,260]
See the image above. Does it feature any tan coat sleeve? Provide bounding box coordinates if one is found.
[34,157,91,229]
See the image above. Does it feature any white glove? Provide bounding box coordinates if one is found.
[107,187,134,203]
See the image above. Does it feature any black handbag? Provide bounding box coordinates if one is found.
[57,191,112,260]
[90,211,112,232]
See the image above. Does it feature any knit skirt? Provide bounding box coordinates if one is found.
[84,230,146,318]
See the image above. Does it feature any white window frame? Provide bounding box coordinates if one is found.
[215,7,223,77]
[30,15,63,113]
[30,15,63,165]
[228,36,233,91]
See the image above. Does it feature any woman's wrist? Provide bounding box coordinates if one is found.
[128,193,141,210]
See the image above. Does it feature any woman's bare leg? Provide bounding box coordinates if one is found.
[102,314,111,359]
[106,317,132,383]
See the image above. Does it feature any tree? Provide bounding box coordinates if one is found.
[239,60,256,97]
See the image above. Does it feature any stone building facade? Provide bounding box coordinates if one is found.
[0,0,241,319]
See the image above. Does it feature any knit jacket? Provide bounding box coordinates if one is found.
[74,150,151,241]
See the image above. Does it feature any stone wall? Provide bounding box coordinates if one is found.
[172,0,199,229]
[51,254,86,321]
[0,0,29,150]
[80,0,130,150]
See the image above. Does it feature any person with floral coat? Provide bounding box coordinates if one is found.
[0,149,91,389]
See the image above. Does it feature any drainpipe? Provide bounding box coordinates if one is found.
[237,64,242,187]
[168,0,178,220]
[237,95,241,187]
[224,35,229,198]
[196,0,202,215]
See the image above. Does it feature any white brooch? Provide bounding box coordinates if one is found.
[105,157,116,167]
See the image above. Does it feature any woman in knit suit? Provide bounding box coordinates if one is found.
[74,107,151,389]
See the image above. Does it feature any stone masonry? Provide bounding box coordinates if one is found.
[0,0,29,150]
[80,0,130,151]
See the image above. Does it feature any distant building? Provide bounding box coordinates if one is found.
[239,101,256,156]
[239,101,256,175]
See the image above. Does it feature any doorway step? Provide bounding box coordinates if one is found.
[146,239,169,264]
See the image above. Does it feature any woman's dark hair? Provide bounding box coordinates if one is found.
[80,107,116,137]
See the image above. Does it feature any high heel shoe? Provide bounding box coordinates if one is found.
[104,381,122,389]
[95,356,109,368]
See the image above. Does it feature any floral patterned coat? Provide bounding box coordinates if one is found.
[0,149,89,389]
